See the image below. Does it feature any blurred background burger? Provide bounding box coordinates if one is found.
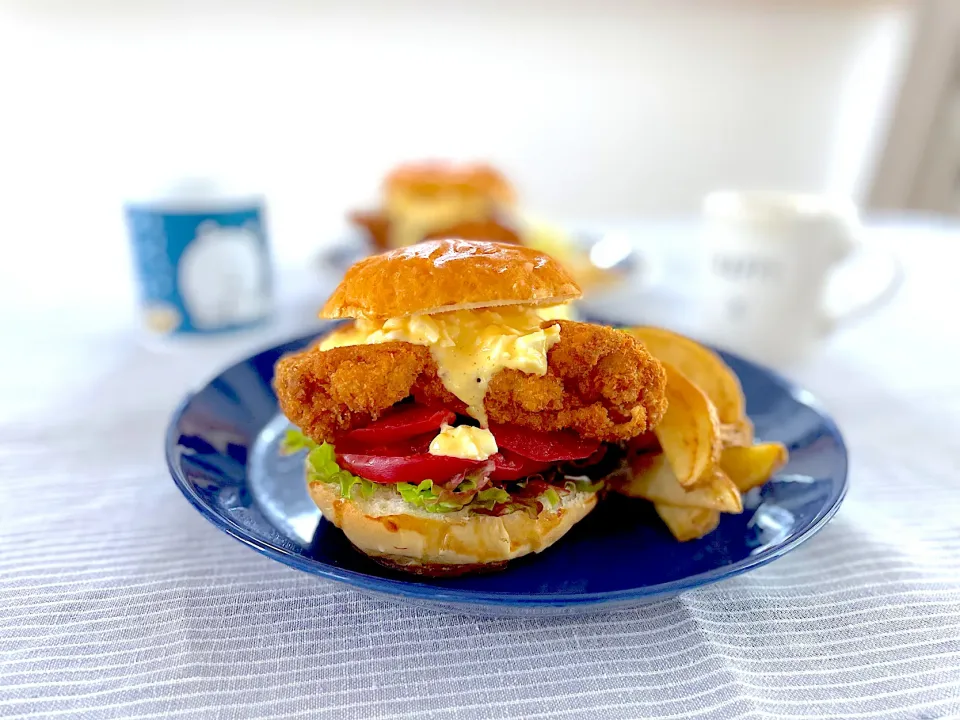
[349,160,626,293]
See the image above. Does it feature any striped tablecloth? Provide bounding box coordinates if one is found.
[2,223,959,719]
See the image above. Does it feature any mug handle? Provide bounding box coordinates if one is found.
[821,238,903,335]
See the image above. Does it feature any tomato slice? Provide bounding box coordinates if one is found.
[339,405,455,445]
[490,450,552,482]
[627,431,659,454]
[490,424,601,462]
[337,452,484,484]
[335,432,435,457]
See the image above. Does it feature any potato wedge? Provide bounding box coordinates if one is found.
[627,326,745,425]
[720,417,755,447]
[654,362,721,487]
[655,503,721,542]
[720,442,788,493]
[618,453,742,513]
[693,466,744,513]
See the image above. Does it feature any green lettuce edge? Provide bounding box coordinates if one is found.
[281,428,603,514]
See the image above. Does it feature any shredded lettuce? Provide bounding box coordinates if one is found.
[455,477,478,493]
[396,479,470,513]
[471,487,512,510]
[396,479,435,505]
[540,487,561,510]
[564,478,605,494]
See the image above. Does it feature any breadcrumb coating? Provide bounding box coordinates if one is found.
[274,320,667,443]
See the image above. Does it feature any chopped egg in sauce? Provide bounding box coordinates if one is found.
[318,306,563,426]
[428,424,498,461]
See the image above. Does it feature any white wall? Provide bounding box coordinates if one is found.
[870,0,960,214]
[0,0,913,311]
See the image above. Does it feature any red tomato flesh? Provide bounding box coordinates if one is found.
[490,424,600,462]
[489,450,552,482]
[337,452,484,484]
[335,433,435,457]
[339,405,455,445]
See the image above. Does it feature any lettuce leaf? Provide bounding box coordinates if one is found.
[564,478,606,494]
[297,438,374,501]
[396,479,436,505]
[281,428,317,454]
[455,477,478,493]
[396,479,472,513]
[539,487,561,510]
[471,487,512,510]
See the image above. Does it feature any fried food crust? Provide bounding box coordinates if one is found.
[274,320,667,443]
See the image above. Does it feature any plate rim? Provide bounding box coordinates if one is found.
[165,329,849,609]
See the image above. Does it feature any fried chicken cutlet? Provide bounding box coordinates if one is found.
[275,320,667,444]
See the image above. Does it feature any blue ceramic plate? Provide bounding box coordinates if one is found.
[166,325,848,616]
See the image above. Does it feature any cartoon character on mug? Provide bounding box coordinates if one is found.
[177,221,271,330]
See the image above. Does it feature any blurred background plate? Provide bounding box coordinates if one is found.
[165,322,848,617]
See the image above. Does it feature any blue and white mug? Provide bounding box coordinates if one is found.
[125,182,273,336]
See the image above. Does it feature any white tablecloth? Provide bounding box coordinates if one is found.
[2,221,959,719]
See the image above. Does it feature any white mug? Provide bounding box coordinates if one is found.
[696,191,902,366]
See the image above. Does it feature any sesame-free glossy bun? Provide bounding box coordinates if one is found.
[384,161,516,207]
[321,239,582,319]
[308,479,598,576]
[422,217,522,246]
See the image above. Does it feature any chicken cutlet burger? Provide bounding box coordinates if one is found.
[350,161,521,250]
[274,239,667,576]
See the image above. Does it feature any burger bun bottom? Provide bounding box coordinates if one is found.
[308,479,598,577]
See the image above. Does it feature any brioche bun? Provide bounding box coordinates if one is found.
[423,217,522,246]
[322,239,582,319]
[309,480,598,576]
[384,161,515,207]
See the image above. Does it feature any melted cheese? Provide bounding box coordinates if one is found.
[319,307,562,425]
[428,424,498,461]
